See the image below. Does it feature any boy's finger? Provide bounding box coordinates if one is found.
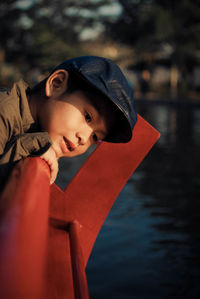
[50,162,59,184]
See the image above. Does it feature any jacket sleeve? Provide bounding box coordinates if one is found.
[0,95,52,164]
[0,132,52,164]
[0,110,52,164]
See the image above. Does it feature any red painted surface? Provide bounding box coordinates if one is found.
[0,158,50,299]
[0,115,160,299]
[69,220,90,299]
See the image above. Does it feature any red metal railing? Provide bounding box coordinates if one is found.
[0,157,90,299]
[0,158,50,299]
[69,220,90,299]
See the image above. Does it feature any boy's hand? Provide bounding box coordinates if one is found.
[40,147,58,184]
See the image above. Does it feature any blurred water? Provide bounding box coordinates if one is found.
[56,99,200,299]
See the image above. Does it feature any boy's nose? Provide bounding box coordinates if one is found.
[76,127,93,146]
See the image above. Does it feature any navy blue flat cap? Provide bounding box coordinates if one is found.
[52,56,137,143]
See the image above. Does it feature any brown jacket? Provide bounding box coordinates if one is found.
[0,80,51,187]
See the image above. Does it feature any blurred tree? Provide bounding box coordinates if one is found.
[28,0,113,69]
[106,0,200,60]
[0,0,24,63]
[0,0,114,72]
[105,0,200,95]
[1,0,200,93]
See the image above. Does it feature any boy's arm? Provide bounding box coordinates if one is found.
[0,131,59,185]
[0,132,52,164]
[0,99,58,185]
[0,105,59,185]
[0,103,52,162]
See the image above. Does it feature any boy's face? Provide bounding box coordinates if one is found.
[39,90,107,158]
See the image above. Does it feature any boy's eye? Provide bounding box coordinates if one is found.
[92,133,98,143]
[84,111,91,123]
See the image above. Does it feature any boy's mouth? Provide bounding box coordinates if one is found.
[63,137,75,152]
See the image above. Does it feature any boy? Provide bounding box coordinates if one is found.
[0,56,137,187]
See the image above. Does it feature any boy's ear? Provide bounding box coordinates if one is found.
[45,70,69,97]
